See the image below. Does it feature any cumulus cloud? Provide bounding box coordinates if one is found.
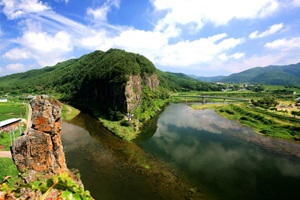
[86,0,120,22]
[79,30,113,51]
[249,23,283,39]
[6,63,25,71]
[156,34,244,67]
[153,0,279,33]
[265,37,300,50]
[5,31,73,67]
[3,48,31,60]
[0,0,50,19]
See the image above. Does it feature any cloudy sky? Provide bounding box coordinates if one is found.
[0,0,300,77]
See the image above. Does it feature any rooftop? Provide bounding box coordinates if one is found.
[0,118,22,128]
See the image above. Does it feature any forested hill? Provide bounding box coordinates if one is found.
[0,49,218,118]
[220,63,300,85]
[190,63,300,85]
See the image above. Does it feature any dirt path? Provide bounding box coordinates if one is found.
[26,103,32,129]
[0,151,11,158]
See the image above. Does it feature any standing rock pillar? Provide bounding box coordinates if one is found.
[11,96,67,182]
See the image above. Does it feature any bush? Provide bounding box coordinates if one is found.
[120,120,131,127]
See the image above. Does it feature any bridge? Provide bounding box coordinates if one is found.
[172,95,251,103]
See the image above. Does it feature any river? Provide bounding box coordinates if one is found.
[61,103,300,200]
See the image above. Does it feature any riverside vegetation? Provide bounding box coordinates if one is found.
[190,91,300,141]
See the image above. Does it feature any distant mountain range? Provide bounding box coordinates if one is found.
[191,63,300,85]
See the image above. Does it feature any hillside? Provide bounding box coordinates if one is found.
[0,49,218,120]
[189,63,300,85]
[221,63,300,85]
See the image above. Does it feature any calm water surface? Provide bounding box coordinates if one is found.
[137,103,300,200]
[62,103,300,200]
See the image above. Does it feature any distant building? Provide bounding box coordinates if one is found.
[0,118,22,132]
[0,98,8,103]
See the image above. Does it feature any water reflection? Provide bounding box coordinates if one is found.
[61,112,204,200]
[140,104,300,200]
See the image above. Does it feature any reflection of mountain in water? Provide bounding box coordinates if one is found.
[140,103,300,200]
[61,112,203,200]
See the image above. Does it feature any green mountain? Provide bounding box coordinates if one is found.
[189,75,226,82]
[0,49,218,120]
[220,63,300,85]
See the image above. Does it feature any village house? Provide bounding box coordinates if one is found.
[0,118,22,132]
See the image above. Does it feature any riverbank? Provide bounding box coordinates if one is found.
[191,102,300,141]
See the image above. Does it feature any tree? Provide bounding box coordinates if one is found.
[291,110,300,118]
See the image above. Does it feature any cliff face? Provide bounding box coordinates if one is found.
[11,96,67,182]
[125,73,159,113]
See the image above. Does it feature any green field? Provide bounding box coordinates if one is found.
[0,102,27,121]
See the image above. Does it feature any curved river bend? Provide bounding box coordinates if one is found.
[62,103,300,200]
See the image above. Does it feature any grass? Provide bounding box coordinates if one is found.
[0,102,27,121]
[215,104,300,140]
[61,104,80,121]
[0,132,19,151]
[0,158,18,187]
[99,118,139,141]
[190,103,226,110]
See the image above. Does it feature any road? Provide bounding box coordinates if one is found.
[0,151,11,158]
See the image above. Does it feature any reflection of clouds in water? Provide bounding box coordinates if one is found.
[150,104,300,181]
[157,104,252,135]
[276,160,300,177]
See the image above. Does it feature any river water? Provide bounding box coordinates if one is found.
[61,103,300,200]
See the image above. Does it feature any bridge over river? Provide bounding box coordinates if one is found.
[172,95,251,103]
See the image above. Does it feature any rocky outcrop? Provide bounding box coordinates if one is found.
[144,73,159,91]
[11,96,67,182]
[125,73,159,114]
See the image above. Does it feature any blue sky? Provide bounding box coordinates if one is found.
[1,0,300,77]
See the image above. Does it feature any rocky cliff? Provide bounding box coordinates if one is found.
[125,73,159,113]
[11,96,67,182]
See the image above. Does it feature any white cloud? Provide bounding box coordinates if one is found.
[3,48,31,60]
[6,63,25,71]
[219,52,245,61]
[292,0,300,6]
[54,0,69,4]
[79,30,113,51]
[153,0,279,33]
[0,0,50,19]
[86,0,120,22]
[114,29,168,50]
[249,23,283,39]
[87,6,110,22]
[157,34,244,67]
[265,37,300,50]
[4,30,73,67]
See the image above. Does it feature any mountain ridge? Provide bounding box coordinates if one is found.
[191,63,300,85]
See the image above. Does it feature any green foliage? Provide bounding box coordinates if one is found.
[216,104,300,140]
[0,172,93,200]
[291,110,300,118]
[251,97,278,109]
[0,132,18,151]
[0,158,18,187]
[157,70,221,92]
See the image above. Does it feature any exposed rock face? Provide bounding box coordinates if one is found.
[125,73,159,113]
[144,73,159,91]
[11,96,67,182]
